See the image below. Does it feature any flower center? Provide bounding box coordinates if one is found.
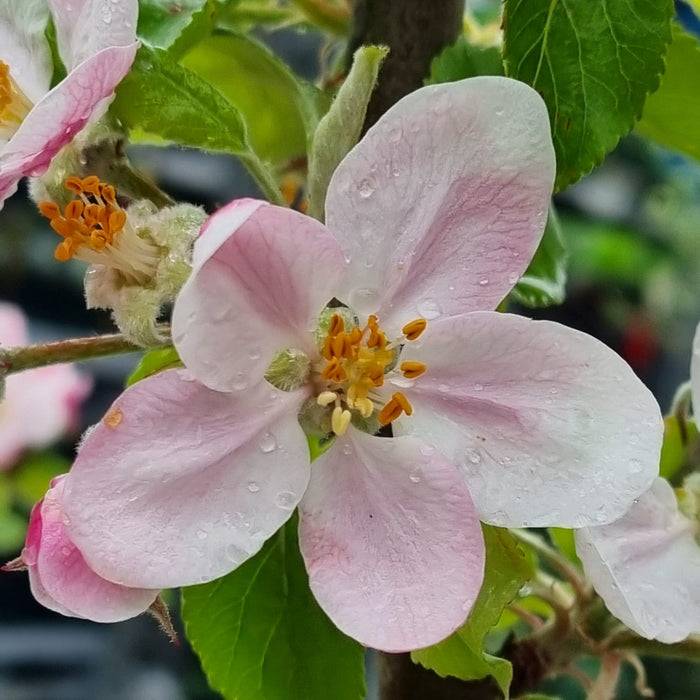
[314,312,427,436]
[0,61,33,141]
[38,176,161,285]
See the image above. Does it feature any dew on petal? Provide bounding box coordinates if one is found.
[358,179,375,198]
[417,299,441,320]
[478,277,489,286]
[258,432,277,453]
[196,529,207,540]
[466,448,481,464]
[247,481,260,493]
[275,491,296,510]
[388,126,402,143]
[473,383,484,392]
[342,443,353,456]
[349,287,380,309]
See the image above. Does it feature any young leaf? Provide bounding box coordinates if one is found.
[182,32,330,163]
[411,526,534,698]
[126,348,182,387]
[307,45,388,221]
[503,0,673,191]
[181,515,366,700]
[427,35,504,84]
[660,415,698,480]
[636,25,700,163]
[138,0,215,57]
[511,206,567,308]
[111,45,250,154]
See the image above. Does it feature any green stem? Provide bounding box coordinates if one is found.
[0,329,171,375]
[608,631,700,662]
[288,0,350,35]
[238,152,286,207]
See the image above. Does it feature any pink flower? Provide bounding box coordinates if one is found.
[8,475,158,621]
[0,0,139,207]
[575,322,700,643]
[60,77,662,651]
[0,302,91,468]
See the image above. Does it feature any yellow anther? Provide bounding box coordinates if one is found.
[316,391,337,407]
[65,200,84,219]
[329,313,345,337]
[367,329,387,349]
[321,358,347,383]
[378,392,413,425]
[357,397,374,418]
[401,361,427,379]
[349,327,363,344]
[65,176,84,194]
[38,201,61,219]
[332,332,346,358]
[0,61,33,137]
[331,406,352,436]
[402,318,427,341]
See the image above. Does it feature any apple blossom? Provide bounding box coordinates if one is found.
[57,77,662,652]
[575,322,700,643]
[37,176,207,345]
[0,302,91,468]
[0,0,138,207]
[4,475,158,621]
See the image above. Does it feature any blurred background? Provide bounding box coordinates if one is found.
[1,1,699,698]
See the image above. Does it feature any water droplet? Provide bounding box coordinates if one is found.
[358,178,375,198]
[60,546,72,557]
[102,11,112,23]
[61,512,71,526]
[448,284,456,291]
[495,109,504,117]
[417,299,441,319]
[466,448,481,464]
[507,271,519,284]
[349,287,380,309]
[419,444,435,456]
[342,443,353,455]
[409,471,421,483]
[473,383,484,392]
[396,259,406,270]
[388,126,403,142]
[196,529,207,540]
[226,544,242,561]
[247,481,260,493]
[249,348,261,360]
[478,277,489,286]
[363,258,375,268]
[629,458,643,474]
[258,432,277,453]
[437,383,450,393]
[369,162,378,172]
[275,491,296,510]
[511,250,520,258]
[392,167,400,177]
[232,373,248,391]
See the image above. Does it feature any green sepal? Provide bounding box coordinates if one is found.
[126,348,182,387]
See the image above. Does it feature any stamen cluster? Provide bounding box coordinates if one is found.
[0,61,33,140]
[315,312,427,436]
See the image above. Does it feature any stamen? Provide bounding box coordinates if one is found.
[316,391,337,407]
[393,392,413,416]
[378,392,413,425]
[329,313,345,336]
[331,406,352,436]
[401,361,427,378]
[402,318,427,341]
[38,177,161,285]
[0,61,33,140]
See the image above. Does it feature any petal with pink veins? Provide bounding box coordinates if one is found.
[63,368,311,589]
[0,0,52,105]
[575,478,700,643]
[173,200,346,393]
[393,312,662,528]
[0,43,138,205]
[298,430,484,652]
[25,476,158,622]
[47,0,138,70]
[326,77,555,332]
[691,321,700,414]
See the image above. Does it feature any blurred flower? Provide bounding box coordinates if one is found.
[0,0,138,207]
[575,321,700,643]
[4,475,158,621]
[59,77,660,651]
[0,302,91,469]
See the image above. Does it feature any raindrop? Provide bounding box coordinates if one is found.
[409,471,422,483]
[419,444,435,456]
[466,448,481,464]
[247,481,260,493]
[437,383,450,393]
[342,443,353,455]
[629,458,643,474]
[248,348,261,360]
[478,277,489,286]
[196,529,207,540]
[232,373,248,391]
[448,284,456,291]
[396,259,406,270]
[417,298,441,319]
[388,126,403,143]
[473,382,484,392]
[349,287,380,309]
[507,271,519,285]
[363,258,375,268]
[495,109,504,117]
[275,491,296,510]
[60,546,72,557]
[102,11,112,23]
[258,432,277,453]
[392,167,400,177]
[358,178,375,198]
[226,544,242,562]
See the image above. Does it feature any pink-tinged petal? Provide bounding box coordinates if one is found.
[47,0,138,71]
[575,479,700,643]
[0,43,138,207]
[0,301,29,346]
[394,312,662,528]
[26,476,157,622]
[64,368,311,589]
[299,431,484,652]
[692,321,700,416]
[326,77,555,331]
[173,200,346,393]
[0,0,51,103]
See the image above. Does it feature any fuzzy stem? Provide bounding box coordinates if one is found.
[238,152,286,207]
[0,330,171,375]
[588,654,622,700]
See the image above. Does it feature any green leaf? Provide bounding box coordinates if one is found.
[307,45,388,220]
[0,475,27,554]
[511,206,567,308]
[137,0,216,57]
[503,0,673,191]
[412,526,534,698]
[547,528,580,567]
[111,45,249,154]
[427,35,504,84]
[182,32,329,163]
[181,515,366,700]
[660,415,698,480]
[636,25,700,162]
[126,348,182,387]
[13,452,70,508]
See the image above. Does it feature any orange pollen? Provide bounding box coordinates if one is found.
[402,318,427,341]
[0,61,33,138]
[318,313,427,432]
